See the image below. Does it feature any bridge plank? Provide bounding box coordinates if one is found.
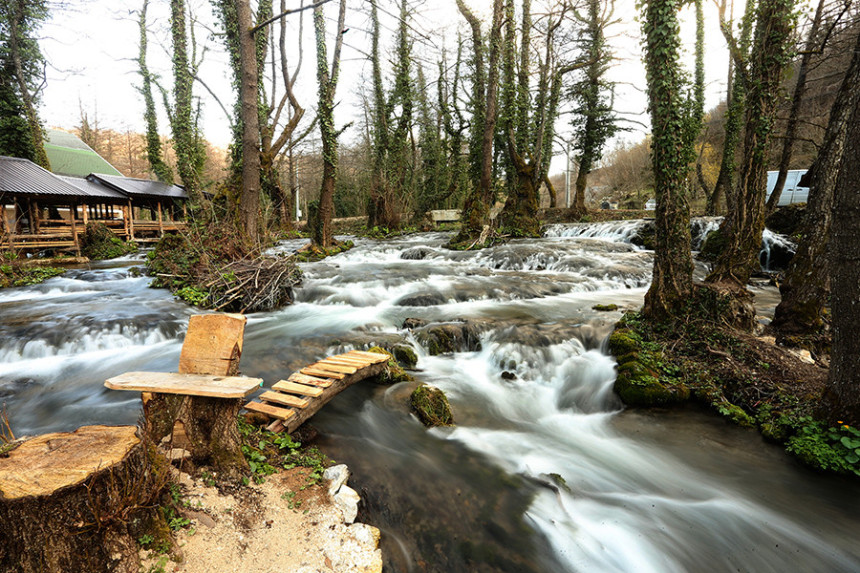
[301,367,346,380]
[105,371,262,398]
[321,356,371,367]
[287,373,334,387]
[260,391,310,409]
[314,361,358,374]
[244,401,295,420]
[344,350,390,364]
[272,380,324,397]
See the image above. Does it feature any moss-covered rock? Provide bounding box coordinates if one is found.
[81,222,137,260]
[415,322,483,356]
[608,328,641,356]
[593,304,619,312]
[410,384,454,427]
[614,360,689,407]
[367,346,413,383]
[392,344,418,369]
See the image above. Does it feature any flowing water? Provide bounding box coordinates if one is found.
[2,222,858,573]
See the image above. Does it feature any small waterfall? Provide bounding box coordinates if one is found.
[760,229,797,271]
[543,220,648,241]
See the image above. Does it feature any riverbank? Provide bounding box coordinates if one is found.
[140,466,382,573]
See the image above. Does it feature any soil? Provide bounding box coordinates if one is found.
[140,467,382,573]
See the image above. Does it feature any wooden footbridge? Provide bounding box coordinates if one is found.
[105,314,392,450]
[244,350,390,433]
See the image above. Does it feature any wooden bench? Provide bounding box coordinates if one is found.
[105,313,262,477]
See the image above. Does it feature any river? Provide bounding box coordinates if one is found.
[1,220,858,572]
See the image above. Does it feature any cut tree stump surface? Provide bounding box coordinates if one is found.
[246,350,389,433]
[0,425,139,500]
[105,371,263,398]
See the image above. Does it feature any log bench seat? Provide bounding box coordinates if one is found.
[104,313,256,477]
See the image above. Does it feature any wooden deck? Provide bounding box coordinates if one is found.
[244,350,390,433]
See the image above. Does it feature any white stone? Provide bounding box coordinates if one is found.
[348,523,381,547]
[323,463,350,496]
[334,485,361,524]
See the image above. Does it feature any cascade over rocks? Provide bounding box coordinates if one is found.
[413,320,486,355]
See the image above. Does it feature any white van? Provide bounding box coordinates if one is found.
[766,170,809,206]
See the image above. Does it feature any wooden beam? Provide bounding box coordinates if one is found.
[179,314,247,376]
[301,367,346,380]
[104,371,263,398]
[69,203,80,256]
[287,372,334,388]
[157,201,164,236]
[127,201,134,240]
[313,361,358,374]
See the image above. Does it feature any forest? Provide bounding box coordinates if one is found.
[2,0,860,571]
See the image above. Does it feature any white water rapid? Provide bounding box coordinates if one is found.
[0,225,855,573]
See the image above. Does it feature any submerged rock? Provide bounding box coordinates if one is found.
[410,384,454,427]
[396,292,448,307]
[414,321,483,355]
[400,246,436,260]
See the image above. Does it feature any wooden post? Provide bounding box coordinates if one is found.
[82,203,89,226]
[182,201,188,219]
[157,200,164,236]
[69,202,80,256]
[0,198,6,237]
[128,201,135,240]
[27,198,35,234]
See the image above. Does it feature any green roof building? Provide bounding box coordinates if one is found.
[44,129,122,178]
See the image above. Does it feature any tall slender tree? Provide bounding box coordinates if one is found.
[170,0,203,201]
[641,0,698,318]
[0,0,50,168]
[311,0,348,247]
[770,26,860,337]
[568,0,619,218]
[137,0,173,183]
[707,0,797,290]
[450,0,504,246]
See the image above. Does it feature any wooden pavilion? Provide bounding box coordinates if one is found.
[0,156,188,254]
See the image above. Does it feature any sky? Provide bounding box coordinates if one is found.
[38,0,737,176]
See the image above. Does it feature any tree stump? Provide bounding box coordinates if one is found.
[0,425,167,573]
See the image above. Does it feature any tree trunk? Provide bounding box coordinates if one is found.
[770,28,860,336]
[311,0,346,248]
[170,0,200,202]
[766,0,824,214]
[570,158,590,218]
[498,147,540,236]
[237,0,262,242]
[7,0,50,170]
[707,0,795,289]
[0,426,168,573]
[641,0,693,319]
[820,88,860,426]
[451,0,503,245]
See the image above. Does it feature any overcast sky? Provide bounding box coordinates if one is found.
[38,0,737,175]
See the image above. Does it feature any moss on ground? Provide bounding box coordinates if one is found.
[593,304,619,312]
[293,240,354,262]
[608,286,858,478]
[410,384,454,427]
[0,261,65,288]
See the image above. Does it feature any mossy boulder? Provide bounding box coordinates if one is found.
[392,344,418,369]
[410,384,454,427]
[367,346,413,384]
[414,322,483,356]
[608,328,640,356]
[81,222,137,260]
[629,221,656,250]
[593,304,619,312]
[614,360,689,407]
